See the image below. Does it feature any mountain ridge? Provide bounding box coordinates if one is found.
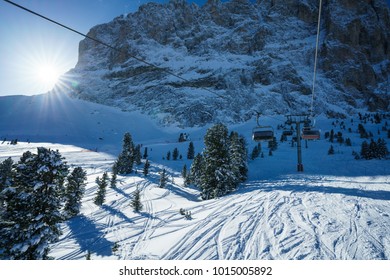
[59,0,390,127]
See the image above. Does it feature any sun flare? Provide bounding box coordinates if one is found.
[16,42,72,94]
[34,63,61,90]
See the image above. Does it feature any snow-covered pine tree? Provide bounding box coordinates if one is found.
[110,169,117,188]
[0,157,14,209]
[189,153,204,186]
[187,141,195,159]
[94,172,108,206]
[130,187,143,212]
[229,131,248,184]
[200,123,232,199]
[0,157,13,191]
[181,164,187,179]
[143,159,150,176]
[159,169,169,188]
[116,132,135,174]
[64,167,87,218]
[1,147,68,259]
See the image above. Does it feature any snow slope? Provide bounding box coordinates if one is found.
[0,93,389,260]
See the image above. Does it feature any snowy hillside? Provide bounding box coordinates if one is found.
[0,93,389,260]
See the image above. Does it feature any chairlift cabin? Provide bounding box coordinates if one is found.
[252,126,274,142]
[282,130,293,136]
[302,127,320,140]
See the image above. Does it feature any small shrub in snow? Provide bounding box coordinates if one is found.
[130,187,143,212]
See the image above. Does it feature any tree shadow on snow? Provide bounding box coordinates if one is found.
[66,214,114,257]
[242,182,390,201]
[101,204,134,224]
[167,183,200,202]
[112,186,132,200]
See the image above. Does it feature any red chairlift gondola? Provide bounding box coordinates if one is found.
[302,126,320,140]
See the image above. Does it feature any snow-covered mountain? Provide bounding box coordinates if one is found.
[60,0,390,126]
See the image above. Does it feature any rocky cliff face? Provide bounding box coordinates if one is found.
[62,0,390,126]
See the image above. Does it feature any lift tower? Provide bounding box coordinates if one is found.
[285,115,311,172]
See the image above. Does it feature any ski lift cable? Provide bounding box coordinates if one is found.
[309,0,323,119]
[3,0,227,99]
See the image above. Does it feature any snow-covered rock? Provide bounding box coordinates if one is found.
[59,0,389,126]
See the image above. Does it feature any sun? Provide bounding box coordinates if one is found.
[15,40,73,94]
[34,63,61,90]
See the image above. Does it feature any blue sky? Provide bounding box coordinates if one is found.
[0,0,389,96]
[0,0,212,96]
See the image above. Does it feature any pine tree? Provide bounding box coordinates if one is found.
[0,157,13,191]
[187,141,195,160]
[134,144,142,165]
[369,139,378,159]
[143,159,150,176]
[172,147,179,160]
[182,164,190,187]
[181,164,187,179]
[1,147,68,259]
[200,123,233,199]
[189,153,204,186]
[337,132,344,144]
[166,151,171,160]
[360,141,370,159]
[143,147,148,159]
[110,170,117,188]
[0,157,14,208]
[251,143,261,160]
[159,169,169,188]
[329,129,335,142]
[251,145,259,160]
[229,132,248,184]
[358,124,368,138]
[116,132,135,174]
[64,167,87,218]
[328,145,335,155]
[94,172,108,206]
[377,138,389,159]
[130,187,143,212]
